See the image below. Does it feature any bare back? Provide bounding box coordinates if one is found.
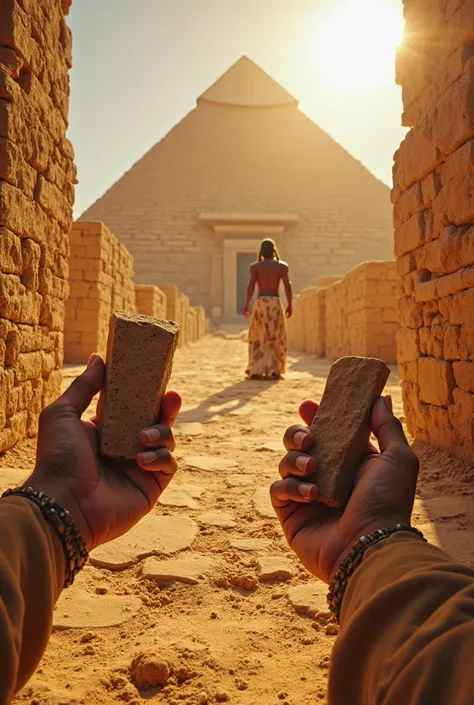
[251,259,289,297]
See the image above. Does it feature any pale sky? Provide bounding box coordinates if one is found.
[68,0,407,218]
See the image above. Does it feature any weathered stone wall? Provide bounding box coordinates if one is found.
[0,0,75,452]
[394,0,474,462]
[65,222,135,363]
[65,224,209,362]
[288,262,398,363]
[135,284,167,320]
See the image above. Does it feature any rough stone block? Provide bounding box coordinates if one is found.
[97,312,180,459]
[307,356,390,507]
[418,357,455,406]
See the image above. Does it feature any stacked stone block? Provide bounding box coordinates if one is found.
[393,0,474,463]
[135,284,167,319]
[0,0,75,452]
[288,262,398,363]
[64,222,136,363]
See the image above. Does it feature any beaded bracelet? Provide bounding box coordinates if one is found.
[2,486,89,588]
[327,524,426,622]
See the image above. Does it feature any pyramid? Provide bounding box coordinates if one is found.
[81,56,393,320]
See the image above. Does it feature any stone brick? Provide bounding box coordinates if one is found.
[397,328,419,362]
[97,312,180,459]
[307,356,390,508]
[453,361,474,392]
[418,357,455,406]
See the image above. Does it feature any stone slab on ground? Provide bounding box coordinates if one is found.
[90,515,198,569]
[252,487,275,518]
[54,590,141,629]
[225,475,254,488]
[184,456,238,472]
[197,512,236,528]
[257,556,295,582]
[158,483,204,509]
[255,440,284,453]
[287,582,328,616]
[141,554,216,584]
[230,538,272,552]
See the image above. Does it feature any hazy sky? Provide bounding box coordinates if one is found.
[68,0,407,217]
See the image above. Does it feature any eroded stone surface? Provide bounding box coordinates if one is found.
[308,356,390,507]
[90,515,198,569]
[174,422,204,437]
[141,554,216,584]
[257,556,294,582]
[197,512,236,528]
[252,487,275,518]
[184,456,238,472]
[287,582,328,616]
[54,591,141,629]
[158,484,204,509]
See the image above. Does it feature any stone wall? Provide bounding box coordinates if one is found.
[288,262,398,363]
[394,0,474,463]
[65,223,209,363]
[135,284,167,320]
[0,0,75,452]
[65,222,136,363]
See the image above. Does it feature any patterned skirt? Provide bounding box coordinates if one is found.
[246,297,287,378]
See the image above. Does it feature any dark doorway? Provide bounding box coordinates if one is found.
[236,252,256,315]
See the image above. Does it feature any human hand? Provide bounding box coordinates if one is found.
[243,305,250,318]
[27,354,182,552]
[285,305,292,319]
[270,396,418,583]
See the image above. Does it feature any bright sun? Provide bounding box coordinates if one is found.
[311,0,405,92]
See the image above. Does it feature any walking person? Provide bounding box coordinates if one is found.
[243,238,292,380]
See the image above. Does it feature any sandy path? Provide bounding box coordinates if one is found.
[1,336,473,705]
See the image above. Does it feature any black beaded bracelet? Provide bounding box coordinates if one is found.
[327,524,426,623]
[2,486,89,588]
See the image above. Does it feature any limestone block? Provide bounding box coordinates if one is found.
[97,312,180,459]
[307,356,390,507]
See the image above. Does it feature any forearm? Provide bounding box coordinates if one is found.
[244,285,255,309]
[0,496,65,699]
[329,533,474,705]
[284,283,292,307]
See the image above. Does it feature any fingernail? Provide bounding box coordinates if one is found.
[295,456,311,473]
[384,395,393,413]
[140,450,158,464]
[142,428,161,444]
[298,483,315,499]
[87,353,98,368]
[294,431,308,448]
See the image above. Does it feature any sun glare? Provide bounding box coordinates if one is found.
[310,0,405,92]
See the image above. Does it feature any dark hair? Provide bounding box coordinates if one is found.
[258,238,280,262]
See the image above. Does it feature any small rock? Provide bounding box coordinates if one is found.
[257,556,294,582]
[95,586,107,595]
[174,422,204,437]
[287,582,328,616]
[255,440,283,452]
[158,485,199,509]
[215,692,229,702]
[197,513,236,528]
[326,623,339,636]
[131,651,170,689]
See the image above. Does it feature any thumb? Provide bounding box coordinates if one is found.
[58,353,105,416]
[371,396,409,454]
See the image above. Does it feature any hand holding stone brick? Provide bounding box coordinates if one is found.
[97,312,180,459]
[307,356,390,507]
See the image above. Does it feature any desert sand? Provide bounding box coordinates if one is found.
[1,335,473,705]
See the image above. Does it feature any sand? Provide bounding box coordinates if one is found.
[1,336,473,705]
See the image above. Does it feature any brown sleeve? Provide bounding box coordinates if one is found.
[329,532,474,705]
[0,496,65,701]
